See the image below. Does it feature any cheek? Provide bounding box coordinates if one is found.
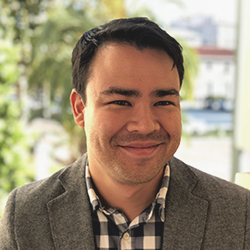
[86,110,127,139]
[102,114,128,137]
[161,111,182,136]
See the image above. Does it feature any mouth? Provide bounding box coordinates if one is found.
[118,142,163,157]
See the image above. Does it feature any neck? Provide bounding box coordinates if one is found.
[90,167,163,222]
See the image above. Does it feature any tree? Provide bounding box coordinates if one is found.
[28,0,126,121]
[0,2,36,216]
[0,41,34,195]
[180,40,199,100]
[29,4,96,118]
[27,0,127,159]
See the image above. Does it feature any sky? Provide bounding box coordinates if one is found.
[126,0,238,26]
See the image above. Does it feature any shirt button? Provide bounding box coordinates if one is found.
[123,232,130,240]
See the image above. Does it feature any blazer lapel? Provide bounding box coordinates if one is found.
[47,155,95,250]
[162,157,209,250]
[46,155,209,250]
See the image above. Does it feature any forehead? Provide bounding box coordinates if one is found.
[87,43,180,93]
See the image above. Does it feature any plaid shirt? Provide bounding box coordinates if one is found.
[86,164,170,250]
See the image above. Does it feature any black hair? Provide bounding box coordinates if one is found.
[71,17,184,103]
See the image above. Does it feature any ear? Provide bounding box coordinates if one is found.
[70,89,85,128]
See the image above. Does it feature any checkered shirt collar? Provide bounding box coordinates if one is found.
[86,163,170,222]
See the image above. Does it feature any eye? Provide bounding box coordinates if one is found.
[154,101,173,106]
[109,100,132,106]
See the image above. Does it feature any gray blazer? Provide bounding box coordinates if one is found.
[0,155,250,249]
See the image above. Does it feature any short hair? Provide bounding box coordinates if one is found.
[71,17,184,103]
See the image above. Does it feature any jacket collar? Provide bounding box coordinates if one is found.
[47,154,96,250]
[46,155,208,249]
[162,157,209,249]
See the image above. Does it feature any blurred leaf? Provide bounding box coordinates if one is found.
[181,40,200,100]
[27,1,127,158]
[0,41,34,194]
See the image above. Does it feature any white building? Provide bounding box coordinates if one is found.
[193,47,235,110]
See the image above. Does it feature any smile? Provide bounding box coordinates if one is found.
[118,142,162,157]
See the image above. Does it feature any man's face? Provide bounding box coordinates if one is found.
[75,43,182,185]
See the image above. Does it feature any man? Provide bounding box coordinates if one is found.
[0,17,249,250]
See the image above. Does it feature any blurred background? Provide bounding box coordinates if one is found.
[0,0,249,216]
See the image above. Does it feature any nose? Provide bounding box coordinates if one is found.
[126,105,160,134]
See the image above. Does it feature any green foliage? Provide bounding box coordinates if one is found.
[29,5,96,120]
[0,42,34,193]
[181,40,200,100]
[27,1,126,158]
[0,0,51,40]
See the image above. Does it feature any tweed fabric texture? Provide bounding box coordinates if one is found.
[0,155,250,249]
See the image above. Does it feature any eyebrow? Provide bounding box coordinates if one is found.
[100,87,179,98]
[100,87,141,97]
[150,88,180,97]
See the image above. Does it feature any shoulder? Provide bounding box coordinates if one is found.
[0,154,89,248]
[169,157,250,203]
[165,159,250,248]
[5,154,87,213]
[168,158,250,247]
